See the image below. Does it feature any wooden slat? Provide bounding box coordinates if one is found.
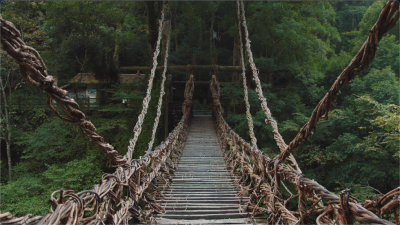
[153,116,263,224]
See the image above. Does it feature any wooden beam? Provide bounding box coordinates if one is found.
[170,81,233,85]
[120,65,286,73]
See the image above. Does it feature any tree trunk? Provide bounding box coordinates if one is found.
[6,135,11,180]
[173,7,179,52]
[113,21,123,67]
[0,72,12,180]
[232,29,239,82]
[146,2,158,54]
[210,13,215,66]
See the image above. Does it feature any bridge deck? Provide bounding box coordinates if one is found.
[154,116,265,224]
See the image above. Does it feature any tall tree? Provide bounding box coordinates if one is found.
[0,52,19,181]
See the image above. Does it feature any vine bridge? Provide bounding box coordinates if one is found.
[0,1,399,224]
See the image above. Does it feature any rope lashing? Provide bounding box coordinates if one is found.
[210,77,298,224]
[212,1,399,224]
[182,75,194,114]
[210,80,398,224]
[0,1,399,224]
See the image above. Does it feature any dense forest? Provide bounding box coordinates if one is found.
[0,1,399,217]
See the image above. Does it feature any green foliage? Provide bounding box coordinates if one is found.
[1,1,399,217]
[294,93,399,192]
[333,1,372,52]
[41,2,149,83]
[43,154,103,191]
[0,176,51,216]
[220,1,399,196]
[349,67,399,105]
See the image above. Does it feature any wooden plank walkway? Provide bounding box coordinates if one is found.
[154,116,266,224]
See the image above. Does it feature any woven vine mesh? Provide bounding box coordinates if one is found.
[208,1,399,224]
[0,1,399,224]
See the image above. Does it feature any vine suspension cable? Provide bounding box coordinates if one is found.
[125,2,167,162]
[227,1,398,223]
[236,0,258,149]
[236,3,285,218]
[147,18,172,154]
[211,77,398,224]
[275,0,400,163]
[0,1,399,224]
[0,16,127,166]
[239,0,301,173]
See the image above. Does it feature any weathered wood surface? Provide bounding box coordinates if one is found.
[153,116,264,224]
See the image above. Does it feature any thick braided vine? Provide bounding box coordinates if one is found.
[238,0,301,173]
[147,15,172,154]
[0,62,195,224]
[0,2,194,224]
[125,2,167,162]
[0,111,191,225]
[214,1,399,223]
[211,76,298,224]
[0,16,127,166]
[211,78,399,224]
[236,0,258,149]
[277,0,399,162]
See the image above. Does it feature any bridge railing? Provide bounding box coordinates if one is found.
[0,7,198,223]
[0,99,192,225]
[210,75,399,224]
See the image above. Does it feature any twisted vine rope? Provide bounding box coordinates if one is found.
[212,0,399,224]
[236,1,257,149]
[146,16,171,154]
[126,3,167,162]
[211,77,399,224]
[0,16,127,166]
[276,0,400,163]
[238,0,301,173]
[0,84,194,225]
[0,1,196,223]
[182,75,194,114]
[0,1,398,224]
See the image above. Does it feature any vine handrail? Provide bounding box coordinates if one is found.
[0,15,127,166]
[0,78,194,224]
[211,76,399,224]
[0,2,196,223]
[0,1,398,224]
[276,0,399,163]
